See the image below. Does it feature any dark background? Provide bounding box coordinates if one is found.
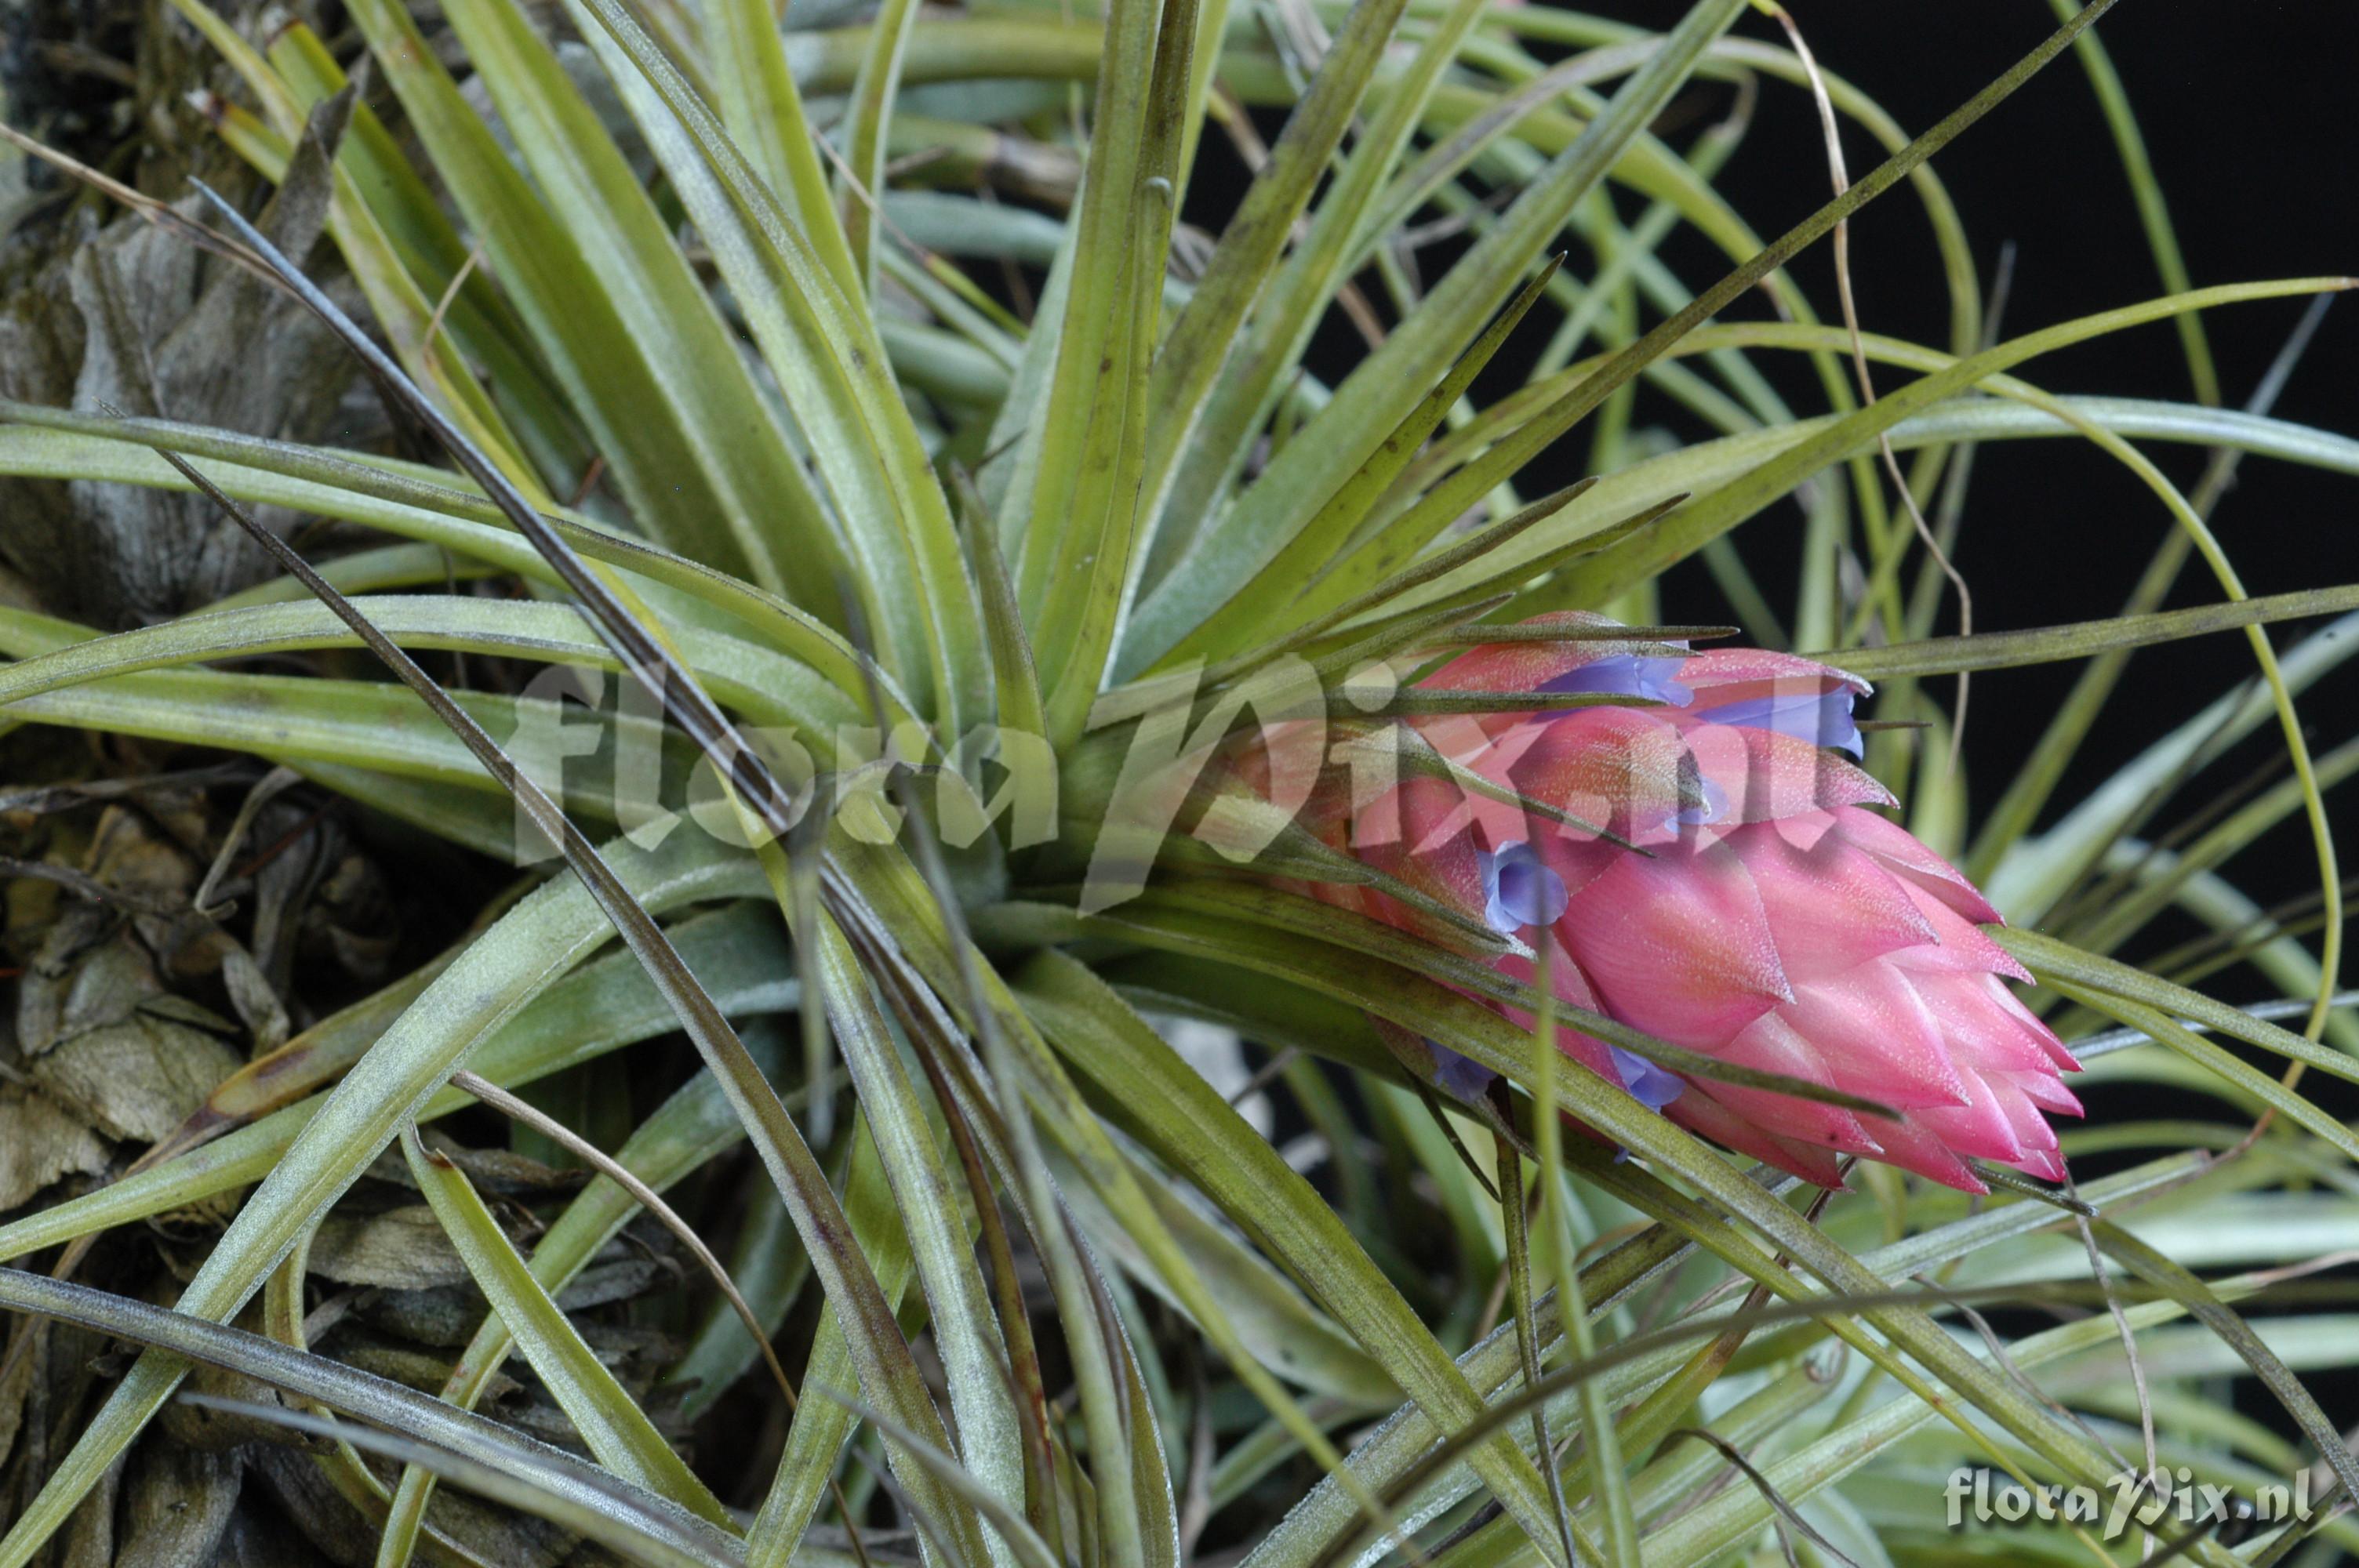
[1635,0,2357,917]
[1241,0,2359,931]
[1230,0,2359,1442]
[1581,0,2359,1443]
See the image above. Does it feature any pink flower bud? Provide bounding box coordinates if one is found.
[1296,615,2078,1193]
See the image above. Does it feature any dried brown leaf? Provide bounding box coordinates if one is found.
[307,1206,472,1291]
[28,1011,243,1144]
[115,1443,244,1568]
[0,1080,110,1210]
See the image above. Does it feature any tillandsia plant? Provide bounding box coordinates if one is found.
[0,0,2355,1563]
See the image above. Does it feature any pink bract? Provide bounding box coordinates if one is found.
[1274,612,2078,1194]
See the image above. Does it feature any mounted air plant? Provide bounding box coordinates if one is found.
[0,0,2354,1565]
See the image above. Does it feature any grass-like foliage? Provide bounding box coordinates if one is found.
[0,1,2354,1564]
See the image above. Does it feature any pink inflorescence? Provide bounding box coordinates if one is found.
[1287,612,2080,1193]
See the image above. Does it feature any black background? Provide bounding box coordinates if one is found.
[1605,0,2356,916]
[1251,0,2359,1445]
[1240,0,2359,926]
[1585,0,2359,1443]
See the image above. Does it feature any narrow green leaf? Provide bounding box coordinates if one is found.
[1525,964,1634,1563]
[959,472,1049,742]
[1205,480,1599,683]
[208,541,504,608]
[2048,0,2219,406]
[1015,949,1583,1566]
[0,661,664,824]
[379,1055,785,1567]
[841,0,921,290]
[566,0,989,733]
[1026,0,1200,745]
[261,22,591,486]
[164,0,543,490]
[2085,1221,2359,1508]
[0,1272,743,1568]
[1645,1295,2219,1568]
[0,596,862,739]
[402,1123,736,1527]
[1986,608,2359,922]
[808,1392,1065,1568]
[1122,0,1750,672]
[0,409,913,721]
[1547,279,2349,609]
[344,0,831,592]
[1161,259,1566,665]
[1130,0,1496,593]
[743,1120,916,1568]
[1046,1137,1397,1404]
[809,913,1030,1561]
[1827,584,2359,680]
[705,0,863,300]
[849,826,1161,1568]
[1129,0,1416,585]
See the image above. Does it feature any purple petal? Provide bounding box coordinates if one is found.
[1427,1040,1498,1102]
[1539,654,1692,706]
[1608,1045,1685,1112]
[1480,840,1568,934]
[1690,690,1863,757]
